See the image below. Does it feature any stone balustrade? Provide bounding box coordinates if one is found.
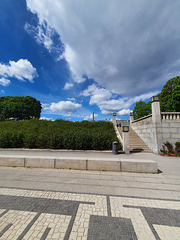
[161,112,180,121]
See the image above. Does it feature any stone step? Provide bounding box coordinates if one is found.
[116,126,152,153]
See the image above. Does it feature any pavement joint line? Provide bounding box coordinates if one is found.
[0,223,13,237]
[1,186,180,202]
[106,196,112,217]
[54,158,56,169]
[40,227,51,240]
[0,209,8,218]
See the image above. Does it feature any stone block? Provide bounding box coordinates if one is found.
[55,158,86,170]
[171,134,180,139]
[0,157,25,167]
[25,158,54,168]
[120,159,158,173]
[87,159,120,172]
[161,128,170,133]
[161,123,170,128]
[169,128,178,133]
[170,122,180,128]
[162,133,170,139]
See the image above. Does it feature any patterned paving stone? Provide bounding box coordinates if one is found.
[0,187,180,239]
[88,215,137,240]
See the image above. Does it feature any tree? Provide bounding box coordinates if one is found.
[133,76,180,119]
[172,85,180,112]
[133,101,151,120]
[0,96,42,121]
[159,76,180,112]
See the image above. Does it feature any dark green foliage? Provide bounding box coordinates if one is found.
[160,141,180,156]
[0,119,122,150]
[164,141,174,153]
[133,101,151,120]
[159,76,180,112]
[175,142,180,154]
[0,96,42,121]
[133,76,180,119]
[172,85,180,112]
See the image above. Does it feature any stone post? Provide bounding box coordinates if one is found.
[130,112,134,126]
[122,126,130,154]
[151,96,161,123]
[151,96,161,154]
[113,113,117,125]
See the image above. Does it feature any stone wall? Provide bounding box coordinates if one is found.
[131,99,180,154]
[157,121,180,151]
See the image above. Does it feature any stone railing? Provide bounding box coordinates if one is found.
[161,112,180,121]
[132,114,152,124]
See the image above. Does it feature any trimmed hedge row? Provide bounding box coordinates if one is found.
[0,119,122,150]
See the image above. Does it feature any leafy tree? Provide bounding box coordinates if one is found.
[172,85,180,112]
[159,76,180,112]
[0,96,42,121]
[133,76,180,119]
[133,101,151,120]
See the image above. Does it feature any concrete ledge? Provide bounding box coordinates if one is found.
[56,158,87,170]
[0,156,158,173]
[0,157,25,167]
[87,159,120,172]
[25,158,54,168]
[121,159,158,173]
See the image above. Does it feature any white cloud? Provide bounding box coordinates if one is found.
[82,84,112,105]
[49,100,81,114]
[0,90,5,94]
[26,0,180,96]
[84,113,98,121]
[0,78,11,86]
[67,97,75,101]
[117,109,131,116]
[82,84,158,115]
[25,22,53,51]
[0,59,37,83]
[40,117,53,121]
[64,82,74,90]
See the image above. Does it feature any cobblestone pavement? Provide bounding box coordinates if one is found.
[0,187,180,239]
[0,166,180,239]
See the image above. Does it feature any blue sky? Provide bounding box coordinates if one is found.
[0,0,180,121]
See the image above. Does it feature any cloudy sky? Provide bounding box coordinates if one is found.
[0,0,180,121]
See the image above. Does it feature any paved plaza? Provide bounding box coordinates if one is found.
[0,150,180,239]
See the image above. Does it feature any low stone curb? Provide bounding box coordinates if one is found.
[0,156,158,173]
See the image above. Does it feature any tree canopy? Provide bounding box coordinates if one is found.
[0,96,42,121]
[133,101,151,120]
[133,76,180,119]
[159,76,180,112]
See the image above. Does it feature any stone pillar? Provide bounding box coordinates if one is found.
[130,112,134,126]
[113,113,117,125]
[122,126,130,154]
[151,96,161,123]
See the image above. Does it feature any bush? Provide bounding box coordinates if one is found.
[175,142,180,154]
[161,141,180,157]
[0,119,122,150]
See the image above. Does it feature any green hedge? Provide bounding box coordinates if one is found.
[0,119,122,150]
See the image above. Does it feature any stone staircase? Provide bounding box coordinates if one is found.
[117,126,152,153]
[129,127,152,153]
